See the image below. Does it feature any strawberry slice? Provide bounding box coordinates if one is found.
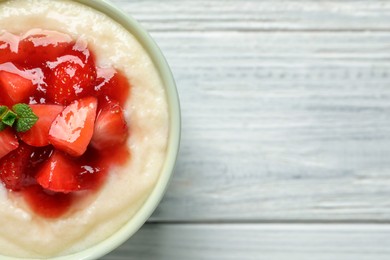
[46,55,97,105]
[18,29,72,67]
[0,143,33,190]
[91,100,128,150]
[46,40,97,105]
[0,128,19,159]
[35,150,80,193]
[49,97,97,157]
[18,104,64,147]
[0,69,34,105]
[0,31,20,64]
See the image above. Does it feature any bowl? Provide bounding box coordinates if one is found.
[0,0,180,259]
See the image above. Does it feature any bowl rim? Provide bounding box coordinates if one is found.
[0,0,181,259]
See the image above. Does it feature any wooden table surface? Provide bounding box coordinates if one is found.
[104,1,390,259]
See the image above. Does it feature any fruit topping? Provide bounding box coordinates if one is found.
[49,97,97,157]
[0,67,34,105]
[18,104,63,147]
[18,29,72,67]
[91,100,128,150]
[29,146,54,169]
[46,42,97,105]
[36,150,80,193]
[0,128,18,159]
[95,67,130,106]
[0,29,131,218]
[0,31,20,64]
[77,164,104,190]
[23,185,72,218]
[0,143,33,190]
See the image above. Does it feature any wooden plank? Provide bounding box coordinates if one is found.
[111,0,390,32]
[147,32,390,221]
[104,224,390,260]
[106,0,390,221]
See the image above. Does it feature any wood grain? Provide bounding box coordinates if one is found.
[149,24,390,221]
[112,0,390,32]
[104,224,390,260]
[113,0,390,221]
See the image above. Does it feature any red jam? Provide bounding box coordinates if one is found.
[0,29,131,218]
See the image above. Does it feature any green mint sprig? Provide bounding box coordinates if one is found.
[0,104,38,132]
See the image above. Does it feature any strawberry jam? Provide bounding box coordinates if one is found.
[0,29,131,218]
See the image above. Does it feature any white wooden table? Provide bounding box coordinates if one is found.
[104,1,390,259]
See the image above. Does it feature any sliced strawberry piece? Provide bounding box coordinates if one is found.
[0,69,34,105]
[95,67,130,107]
[35,150,80,193]
[46,55,97,105]
[18,104,64,147]
[0,143,33,190]
[0,128,19,159]
[18,29,72,67]
[46,40,97,105]
[0,31,20,64]
[49,97,97,157]
[91,100,128,150]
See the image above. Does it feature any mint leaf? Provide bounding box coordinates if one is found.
[14,117,38,132]
[2,110,17,126]
[0,104,38,132]
[0,106,8,131]
[12,104,38,132]
[0,122,5,131]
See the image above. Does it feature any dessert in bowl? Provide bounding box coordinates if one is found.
[0,0,179,259]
